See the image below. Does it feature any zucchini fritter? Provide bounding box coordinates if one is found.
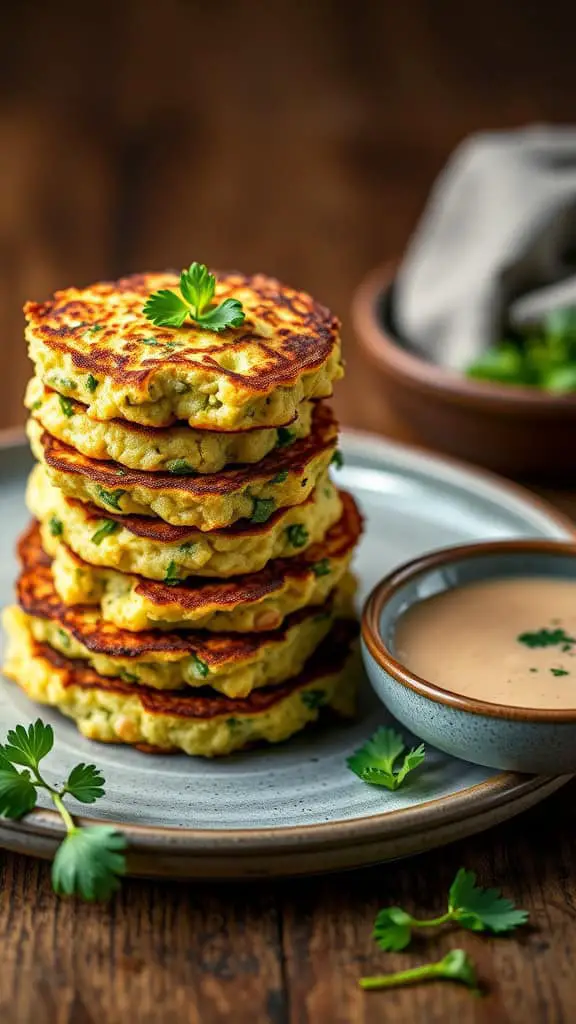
[28,465,343,579]
[3,609,358,757]
[45,493,363,632]
[25,271,343,430]
[27,403,338,529]
[16,523,352,698]
[26,378,314,474]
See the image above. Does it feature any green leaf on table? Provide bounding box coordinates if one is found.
[2,718,125,902]
[373,907,414,951]
[51,826,127,902]
[360,948,479,993]
[438,949,479,989]
[448,868,529,934]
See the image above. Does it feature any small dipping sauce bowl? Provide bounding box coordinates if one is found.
[362,539,576,774]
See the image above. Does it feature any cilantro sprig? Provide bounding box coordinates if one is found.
[0,720,126,901]
[360,949,479,993]
[359,868,528,995]
[372,868,528,952]
[347,727,425,790]
[143,263,246,333]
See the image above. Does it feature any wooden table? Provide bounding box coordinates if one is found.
[3,2,576,1020]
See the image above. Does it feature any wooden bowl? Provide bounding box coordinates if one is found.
[352,264,576,481]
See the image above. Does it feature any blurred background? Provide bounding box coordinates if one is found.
[2,0,576,435]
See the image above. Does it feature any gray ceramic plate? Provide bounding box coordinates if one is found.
[0,430,573,878]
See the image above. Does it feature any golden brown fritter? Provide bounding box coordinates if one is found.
[28,403,338,528]
[25,378,315,474]
[28,463,343,580]
[47,492,363,632]
[3,608,359,756]
[25,271,343,430]
[16,523,349,696]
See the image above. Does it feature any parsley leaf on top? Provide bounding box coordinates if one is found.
[143,263,246,333]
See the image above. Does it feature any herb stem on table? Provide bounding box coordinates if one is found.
[360,869,528,997]
[372,868,529,951]
[360,949,479,993]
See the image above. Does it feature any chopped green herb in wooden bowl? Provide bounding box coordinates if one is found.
[467,308,576,392]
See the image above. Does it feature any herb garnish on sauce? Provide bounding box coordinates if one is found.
[517,625,573,677]
[517,627,575,648]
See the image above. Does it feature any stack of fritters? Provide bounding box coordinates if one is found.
[3,271,363,756]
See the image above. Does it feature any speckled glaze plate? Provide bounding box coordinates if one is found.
[0,429,572,878]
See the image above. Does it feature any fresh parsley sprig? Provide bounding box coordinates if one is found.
[347,727,425,790]
[0,720,126,901]
[360,949,479,993]
[360,869,528,995]
[372,868,528,952]
[143,263,246,332]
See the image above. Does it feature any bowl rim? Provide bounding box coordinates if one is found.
[352,263,576,415]
[362,536,576,723]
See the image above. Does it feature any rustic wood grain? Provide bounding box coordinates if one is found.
[2,782,576,1023]
[280,783,576,1024]
[3,1,576,1021]
[0,857,288,1024]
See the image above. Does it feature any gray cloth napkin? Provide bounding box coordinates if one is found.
[394,126,576,370]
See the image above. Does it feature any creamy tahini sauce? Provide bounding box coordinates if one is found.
[395,577,576,709]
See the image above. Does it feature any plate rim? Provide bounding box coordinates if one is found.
[1,426,574,870]
[340,425,576,538]
[0,769,569,848]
